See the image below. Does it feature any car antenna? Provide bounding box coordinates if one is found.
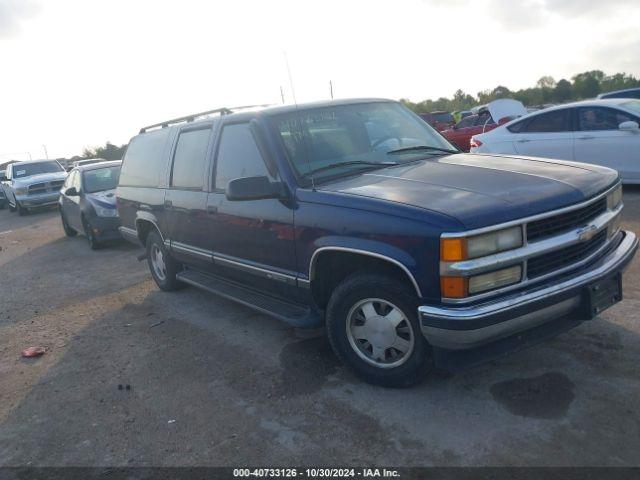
[284,52,315,191]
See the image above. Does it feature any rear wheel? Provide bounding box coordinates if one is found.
[60,210,77,237]
[146,230,183,291]
[326,273,431,387]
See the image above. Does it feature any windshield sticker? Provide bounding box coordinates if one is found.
[16,170,26,176]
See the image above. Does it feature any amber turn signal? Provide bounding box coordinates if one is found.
[440,238,466,261]
[440,276,468,298]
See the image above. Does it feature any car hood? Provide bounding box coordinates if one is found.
[317,153,618,230]
[86,189,117,208]
[12,171,67,186]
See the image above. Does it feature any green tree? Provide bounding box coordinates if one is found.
[553,79,573,102]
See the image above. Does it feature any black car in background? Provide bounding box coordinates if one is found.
[59,161,122,249]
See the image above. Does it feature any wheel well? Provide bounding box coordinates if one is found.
[310,251,418,308]
[136,219,159,246]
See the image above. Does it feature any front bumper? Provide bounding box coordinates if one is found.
[419,230,638,350]
[90,216,122,241]
[16,191,60,208]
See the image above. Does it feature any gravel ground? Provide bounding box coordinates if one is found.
[0,189,639,467]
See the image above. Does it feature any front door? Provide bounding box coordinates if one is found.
[61,170,82,230]
[574,106,640,182]
[207,121,298,300]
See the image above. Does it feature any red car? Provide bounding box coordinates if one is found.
[442,99,527,151]
[442,113,498,151]
[418,111,455,131]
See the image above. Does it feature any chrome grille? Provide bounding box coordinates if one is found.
[527,230,607,279]
[527,198,607,242]
[28,180,64,195]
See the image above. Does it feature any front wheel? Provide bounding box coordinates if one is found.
[326,273,431,388]
[146,230,183,291]
[60,210,77,237]
[82,216,101,250]
[16,202,27,216]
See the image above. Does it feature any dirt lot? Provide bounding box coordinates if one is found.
[0,189,639,467]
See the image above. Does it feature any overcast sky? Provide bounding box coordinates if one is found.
[1,0,638,160]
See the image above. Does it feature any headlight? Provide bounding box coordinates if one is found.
[94,205,119,217]
[607,185,622,210]
[14,187,28,196]
[440,226,523,261]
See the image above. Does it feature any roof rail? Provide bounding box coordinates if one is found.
[139,104,273,133]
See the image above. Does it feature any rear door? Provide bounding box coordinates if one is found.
[574,106,640,181]
[206,120,298,300]
[512,108,575,160]
[164,124,215,270]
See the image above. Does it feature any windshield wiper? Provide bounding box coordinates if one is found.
[301,160,399,178]
[386,145,459,156]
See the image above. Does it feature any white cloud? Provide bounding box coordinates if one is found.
[0,0,39,38]
[0,0,638,159]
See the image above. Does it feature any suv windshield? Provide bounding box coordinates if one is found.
[13,161,64,179]
[271,102,455,181]
[83,166,121,193]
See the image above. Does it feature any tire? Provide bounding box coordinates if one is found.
[82,216,101,250]
[326,273,431,388]
[60,210,77,237]
[16,202,27,216]
[146,230,183,291]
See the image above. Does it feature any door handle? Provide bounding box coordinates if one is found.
[206,205,218,214]
[517,139,530,143]
[164,200,173,208]
[578,136,594,140]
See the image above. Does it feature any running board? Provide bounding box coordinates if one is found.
[176,269,323,328]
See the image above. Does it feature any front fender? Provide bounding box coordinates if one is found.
[308,236,423,297]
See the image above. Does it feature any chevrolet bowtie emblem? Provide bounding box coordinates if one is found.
[577,224,599,242]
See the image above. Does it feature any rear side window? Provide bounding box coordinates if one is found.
[171,128,212,189]
[214,123,271,191]
[507,120,526,133]
[521,109,571,133]
[119,129,170,187]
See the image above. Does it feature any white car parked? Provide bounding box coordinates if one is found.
[470,99,640,183]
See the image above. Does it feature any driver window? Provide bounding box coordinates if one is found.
[578,107,633,131]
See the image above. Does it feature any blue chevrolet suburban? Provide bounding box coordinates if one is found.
[116,99,637,387]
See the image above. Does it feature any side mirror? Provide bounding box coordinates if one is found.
[226,176,282,201]
[619,121,640,132]
[65,187,79,196]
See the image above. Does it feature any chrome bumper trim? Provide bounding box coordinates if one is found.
[419,230,637,349]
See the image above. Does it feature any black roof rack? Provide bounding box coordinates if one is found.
[139,104,273,133]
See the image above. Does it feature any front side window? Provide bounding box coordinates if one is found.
[522,109,571,133]
[12,161,63,179]
[214,123,271,191]
[171,128,211,189]
[83,166,121,193]
[271,101,454,182]
[578,107,633,131]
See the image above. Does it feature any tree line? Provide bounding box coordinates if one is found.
[400,70,640,114]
